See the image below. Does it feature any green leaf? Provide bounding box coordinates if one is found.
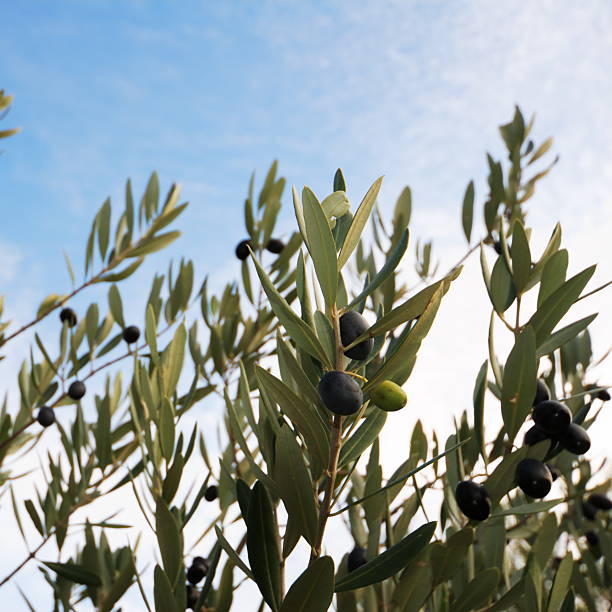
[431,528,474,585]
[485,446,529,505]
[98,198,111,260]
[108,284,125,328]
[346,229,409,310]
[527,265,596,347]
[393,186,412,229]
[452,567,499,612]
[155,499,182,586]
[536,314,597,356]
[335,522,435,592]
[364,284,444,391]
[146,304,159,363]
[98,257,144,282]
[538,249,568,307]
[214,525,255,580]
[473,360,488,464]
[246,482,281,611]
[461,181,475,243]
[250,252,331,367]
[391,559,432,611]
[351,269,460,346]
[255,367,329,477]
[490,256,516,313]
[501,327,537,443]
[492,498,565,517]
[153,565,178,612]
[321,191,350,221]
[338,176,384,270]
[525,223,562,292]
[42,561,102,586]
[302,187,338,308]
[279,556,335,612]
[511,221,531,293]
[274,426,318,546]
[36,293,66,318]
[546,554,574,612]
[339,409,386,469]
[159,398,176,461]
[127,231,181,258]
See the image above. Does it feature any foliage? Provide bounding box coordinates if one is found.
[0,100,610,611]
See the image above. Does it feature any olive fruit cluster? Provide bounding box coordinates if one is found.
[204,484,218,502]
[347,546,367,572]
[68,380,86,400]
[582,492,612,520]
[318,371,363,416]
[455,480,492,521]
[59,307,77,327]
[186,556,209,585]
[235,238,284,260]
[186,584,200,610]
[37,406,56,428]
[339,311,373,361]
[524,380,591,456]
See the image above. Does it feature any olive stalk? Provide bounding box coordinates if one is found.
[310,305,345,562]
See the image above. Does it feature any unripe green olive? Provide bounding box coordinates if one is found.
[369,380,407,412]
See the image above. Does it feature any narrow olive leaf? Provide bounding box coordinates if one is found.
[43,561,102,586]
[246,482,281,611]
[461,181,475,243]
[490,257,516,313]
[501,327,536,443]
[473,360,488,464]
[302,187,338,308]
[159,398,175,461]
[391,559,432,611]
[63,250,76,285]
[394,186,412,227]
[335,522,436,592]
[214,525,255,580]
[321,191,350,222]
[255,367,329,477]
[97,257,144,282]
[108,284,125,328]
[346,229,410,310]
[524,223,562,292]
[276,337,323,409]
[511,221,531,293]
[536,314,597,356]
[24,499,44,536]
[250,251,331,367]
[486,580,525,612]
[145,304,159,363]
[364,285,444,391]
[274,426,319,546]
[155,499,182,586]
[538,249,568,308]
[153,565,178,612]
[350,269,460,346]
[97,198,111,260]
[292,186,309,250]
[127,231,181,258]
[279,556,335,612]
[194,542,221,612]
[492,498,566,517]
[485,446,529,505]
[337,176,384,270]
[313,310,336,366]
[452,567,500,612]
[527,265,596,347]
[333,440,467,517]
[546,554,574,612]
[339,409,387,469]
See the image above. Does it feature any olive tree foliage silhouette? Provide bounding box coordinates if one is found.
[0,93,610,611]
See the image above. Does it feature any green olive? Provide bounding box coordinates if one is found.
[369,380,407,412]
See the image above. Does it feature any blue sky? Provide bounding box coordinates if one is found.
[2,2,612,609]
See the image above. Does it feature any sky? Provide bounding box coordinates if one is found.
[1,1,612,609]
